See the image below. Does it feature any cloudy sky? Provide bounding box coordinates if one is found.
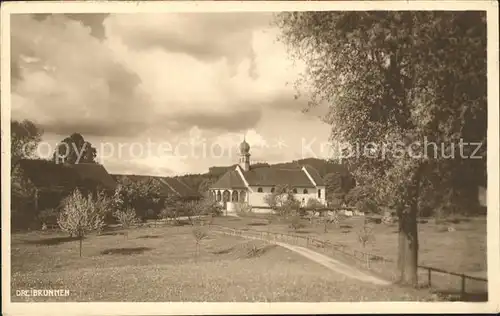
[11,13,332,176]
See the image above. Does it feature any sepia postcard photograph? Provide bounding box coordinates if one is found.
[1,1,499,315]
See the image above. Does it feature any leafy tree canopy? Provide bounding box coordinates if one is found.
[53,133,97,164]
[276,11,486,286]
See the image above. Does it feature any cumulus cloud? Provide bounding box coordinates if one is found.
[104,13,272,75]
[10,13,330,175]
[11,14,150,137]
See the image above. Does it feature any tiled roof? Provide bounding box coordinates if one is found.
[242,166,316,188]
[17,159,117,191]
[71,163,117,190]
[111,174,201,198]
[210,166,320,189]
[160,177,201,198]
[302,165,325,186]
[210,170,247,189]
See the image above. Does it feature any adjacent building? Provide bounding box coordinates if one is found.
[111,174,201,201]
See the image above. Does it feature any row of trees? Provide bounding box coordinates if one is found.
[56,186,222,257]
[276,11,487,286]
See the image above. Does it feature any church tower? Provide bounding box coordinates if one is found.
[239,137,251,172]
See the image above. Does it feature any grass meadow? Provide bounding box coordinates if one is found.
[11,223,439,302]
[216,214,488,300]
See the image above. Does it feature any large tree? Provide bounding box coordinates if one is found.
[324,171,355,206]
[10,120,44,215]
[11,119,43,165]
[277,11,486,286]
[52,133,97,164]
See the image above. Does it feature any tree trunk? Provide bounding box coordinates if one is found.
[397,162,424,286]
[397,209,406,281]
[397,208,418,286]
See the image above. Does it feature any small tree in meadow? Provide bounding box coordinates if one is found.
[357,224,375,248]
[263,193,279,211]
[264,184,293,215]
[278,195,301,220]
[113,208,138,239]
[192,225,208,260]
[58,189,106,257]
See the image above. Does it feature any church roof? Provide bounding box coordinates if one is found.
[210,170,247,189]
[210,165,324,189]
[243,166,316,188]
[302,165,325,186]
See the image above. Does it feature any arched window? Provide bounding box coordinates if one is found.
[292,188,298,194]
[318,189,321,198]
[303,189,308,194]
[222,190,230,202]
[270,187,275,193]
[257,187,263,193]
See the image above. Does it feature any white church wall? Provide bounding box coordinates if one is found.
[247,186,327,208]
[248,186,271,208]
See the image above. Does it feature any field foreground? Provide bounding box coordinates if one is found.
[11,225,438,302]
[216,214,488,301]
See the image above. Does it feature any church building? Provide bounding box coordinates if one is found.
[209,139,327,213]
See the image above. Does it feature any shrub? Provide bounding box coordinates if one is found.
[198,198,223,217]
[306,198,323,210]
[355,199,380,214]
[58,189,106,257]
[235,203,253,217]
[159,208,176,225]
[113,208,138,238]
[289,215,305,231]
[278,197,301,219]
[38,208,58,228]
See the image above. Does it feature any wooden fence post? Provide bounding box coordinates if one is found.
[461,274,466,299]
[428,268,432,287]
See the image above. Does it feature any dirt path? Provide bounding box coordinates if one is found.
[213,229,391,286]
[274,241,391,286]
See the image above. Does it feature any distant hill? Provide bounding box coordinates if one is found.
[175,158,352,196]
